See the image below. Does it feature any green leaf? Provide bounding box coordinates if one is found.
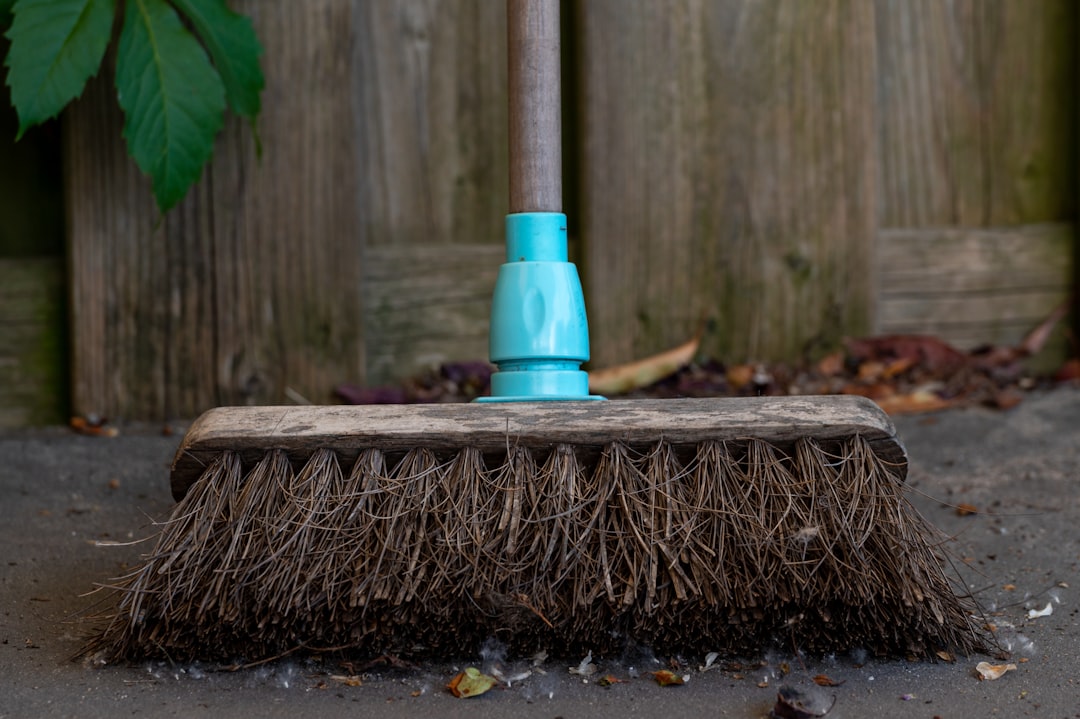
[169,0,263,118]
[4,0,116,138]
[447,667,497,698]
[116,0,225,212]
[1,0,16,30]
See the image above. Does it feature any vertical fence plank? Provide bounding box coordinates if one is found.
[875,0,1075,228]
[874,0,1075,355]
[0,258,67,426]
[354,0,507,383]
[578,0,877,367]
[66,0,362,419]
[66,0,508,418]
[65,58,168,419]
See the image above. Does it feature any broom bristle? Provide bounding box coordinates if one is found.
[85,434,983,663]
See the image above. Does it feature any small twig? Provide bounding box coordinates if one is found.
[512,593,554,628]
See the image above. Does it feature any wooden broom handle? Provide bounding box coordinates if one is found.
[507,0,561,213]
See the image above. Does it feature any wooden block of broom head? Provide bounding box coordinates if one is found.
[171,395,905,500]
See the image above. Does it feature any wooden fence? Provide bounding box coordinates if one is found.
[57,0,1074,421]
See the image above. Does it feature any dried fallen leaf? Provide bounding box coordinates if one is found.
[844,334,969,375]
[597,674,624,687]
[726,363,755,389]
[70,416,119,437]
[1018,298,1068,357]
[651,670,686,686]
[857,360,886,382]
[875,388,954,415]
[447,667,497,698]
[589,328,703,395]
[882,356,915,379]
[812,674,844,687]
[1003,584,1016,591]
[936,650,956,663]
[329,674,363,687]
[975,661,1017,681]
[955,503,979,516]
[816,351,845,377]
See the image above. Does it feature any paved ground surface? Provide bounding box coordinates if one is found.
[2,387,1078,718]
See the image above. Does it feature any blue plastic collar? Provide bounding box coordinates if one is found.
[477,212,604,402]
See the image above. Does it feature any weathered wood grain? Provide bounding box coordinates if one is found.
[353,0,508,251]
[875,0,1074,227]
[0,258,67,426]
[577,0,877,368]
[877,224,1073,350]
[61,0,1075,421]
[363,243,502,382]
[66,1,361,419]
[170,394,906,498]
[354,0,508,383]
[66,1,509,419]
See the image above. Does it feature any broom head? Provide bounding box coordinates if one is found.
[87,396,983,663]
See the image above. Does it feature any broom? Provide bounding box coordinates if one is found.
[86,0,981,663]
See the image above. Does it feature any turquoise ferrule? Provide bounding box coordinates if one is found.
[478,212,604,402]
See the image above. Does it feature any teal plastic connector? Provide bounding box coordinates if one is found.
[477,212,604,402]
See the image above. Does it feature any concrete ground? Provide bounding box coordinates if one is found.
[2,388,1078,718]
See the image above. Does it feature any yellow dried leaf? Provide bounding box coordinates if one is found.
[812,674,844,687]
[975,661,1017,681]
[726,364,755,389]
[936,651,956,663]
[329,674,363,687]
[651,670,685,686]
[589,330,702,395]
[447,667,497,698]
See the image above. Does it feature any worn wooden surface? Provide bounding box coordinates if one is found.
[66,1,509,419]
[874,0,1074,356]
[363,243,502,383]
[875,0,1075,227]
[170,395,906,498]
[59,0,1075,421]
[67,1,361,419]
[578,0,877,369]
[0,258,67,426]
[355,0,507,382]
[878,224,1073,349]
